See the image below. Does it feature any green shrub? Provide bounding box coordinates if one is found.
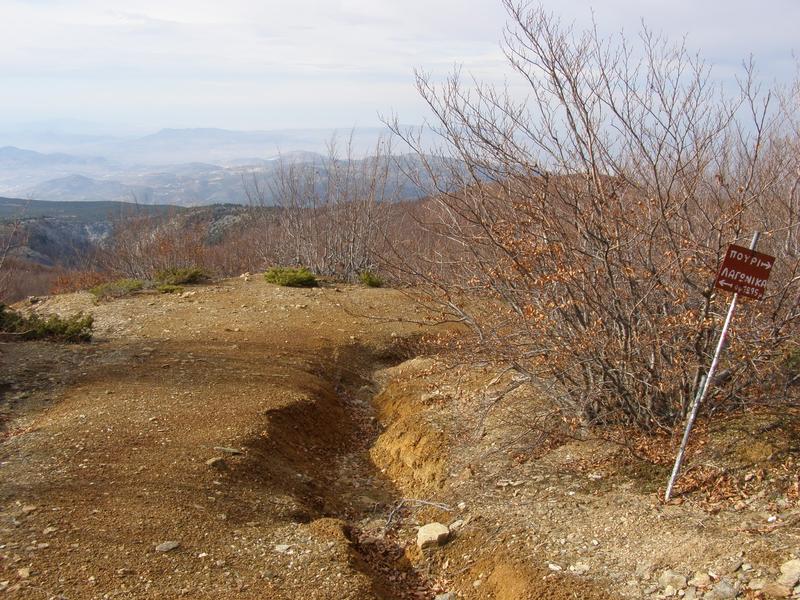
[359,271,384,288]
[89,278,144,300]
[264,267,318,288]
[156,284,184,294]
[0,304,93,342]
[155,267,210,286]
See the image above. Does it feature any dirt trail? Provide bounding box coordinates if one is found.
[0,279,436,599]
[5,279,790,600]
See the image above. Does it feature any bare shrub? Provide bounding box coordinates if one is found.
[95,211,210,279]
[0,220,26,301]
[244,135,400,281]
[389,2,800,431]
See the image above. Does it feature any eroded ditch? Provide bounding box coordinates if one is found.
[233,341,441,599]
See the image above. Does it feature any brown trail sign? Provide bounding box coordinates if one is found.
[714,244,775,300]
[665,233,775,502]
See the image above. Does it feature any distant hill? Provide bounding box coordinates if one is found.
[0,196,183,223]
[27,175,152,204]
[0,146,108,169]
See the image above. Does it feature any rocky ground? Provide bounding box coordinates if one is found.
[0,277,798,599]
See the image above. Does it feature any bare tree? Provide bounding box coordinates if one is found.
[388,2,800,430]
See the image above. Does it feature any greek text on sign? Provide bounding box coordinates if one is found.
[714,244,775,300]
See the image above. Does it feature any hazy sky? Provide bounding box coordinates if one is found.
[1,0,797,134]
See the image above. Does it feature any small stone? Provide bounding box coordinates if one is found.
[711,579,736,599]
[659,570,688,590]
[155,541,180,552]
[570,562,590,575]
[435,594,456,600]
[683,586,697,600]
[664,584,676,596]
[762,582,791,598]
[416,523,449,549]
[43,527,57,535]
[688,572,712,588]
[727,558,743,574]
[777,559,800,588]
[205,457,227,470]
[274,544,291,554]
[21,505,37,515]
[448,519,465,532]
[548,563,563,572]
[748,579,766,591]
[17,568,30,579]
[635,562,654,580]
[457,502,466,510]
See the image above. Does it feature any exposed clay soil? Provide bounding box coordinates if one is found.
[0,278,798,599]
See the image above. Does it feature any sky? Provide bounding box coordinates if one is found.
[0,0,798,135]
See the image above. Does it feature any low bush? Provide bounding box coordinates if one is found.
[89,278,144,300]
[264,267,318,288]
[0,304,93,342]
[359,271,384,288]
[156,284,184,294]
[155,267,210,286]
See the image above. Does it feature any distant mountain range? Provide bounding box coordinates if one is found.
[0,126,396,165]
[0,127,443,206]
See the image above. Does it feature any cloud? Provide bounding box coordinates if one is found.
[0,0,796,132]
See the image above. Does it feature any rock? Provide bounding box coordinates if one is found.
[155,541,180,552]
[748,578,766,591]
[688,572,712,588]
[435,594,456,600]
[683,586,698,600]
[664,584,676,596]
[762,582,792,598]
[726,558,743,574]
[548,563,563,572]
[711,579,737,599]
[17,568,30,579]
[659,570,688,591]
[570,562,590,575]
[274,544,291,554]
[417,523,450,549]
[635,562,654,580]
[43,527,57,535]
[777,559,800,588]
[448,519,465,532]
[205,457,227,470]
[21,505,37,515]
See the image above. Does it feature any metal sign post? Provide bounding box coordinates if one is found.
[664,232,774,502]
